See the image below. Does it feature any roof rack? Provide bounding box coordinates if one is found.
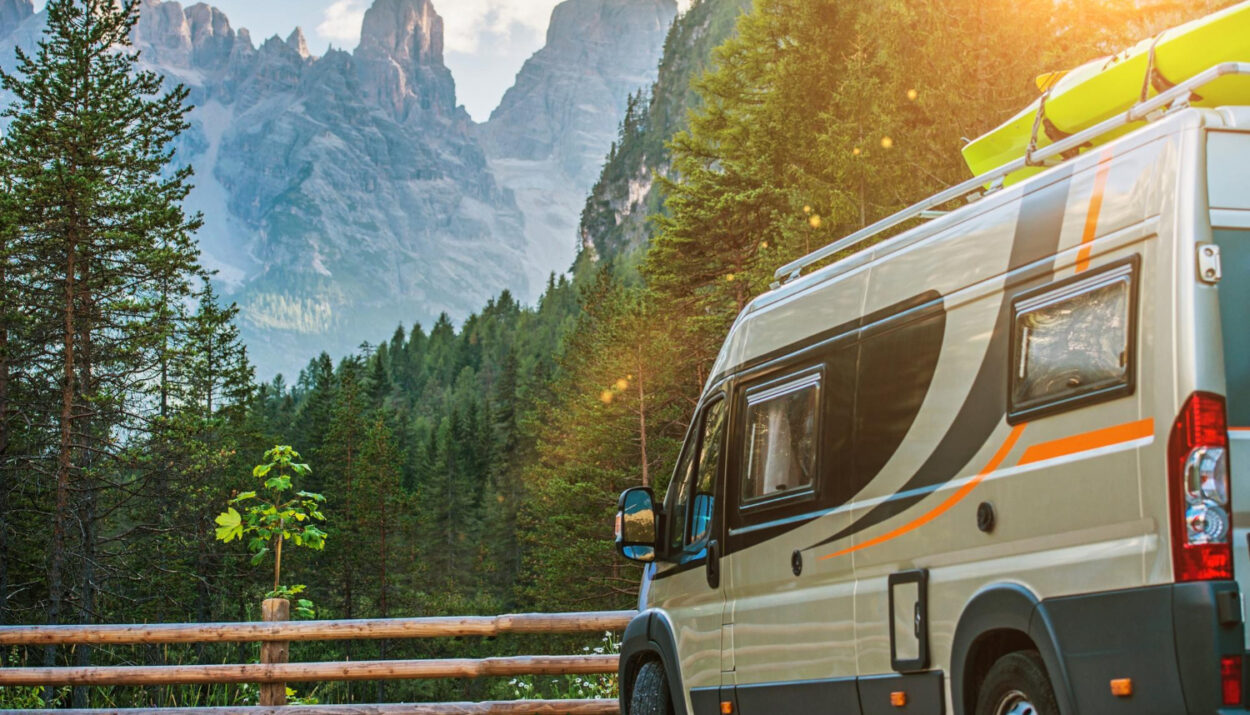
[773,61,1250,285]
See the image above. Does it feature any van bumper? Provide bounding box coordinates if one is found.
[1038,580,1245,714]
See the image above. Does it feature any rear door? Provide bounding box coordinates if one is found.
[1208,129,1250,630]
[1216,224,1250,626]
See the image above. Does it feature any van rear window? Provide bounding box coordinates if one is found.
[741,374,820,504]
[1009,260,1138,422]
[1214,229,1250,427]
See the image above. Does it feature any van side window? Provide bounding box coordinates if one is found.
[668,397,726,552]
[1010,259,1138,422]
[1214,229,1250,426]
[741,374,820,503]
[689,399,726,545]
[668,442,697,552]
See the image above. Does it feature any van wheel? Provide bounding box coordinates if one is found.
[630,659,673,715]
[974,650,1059,715]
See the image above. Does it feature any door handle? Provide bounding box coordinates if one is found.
[706,539,720,589]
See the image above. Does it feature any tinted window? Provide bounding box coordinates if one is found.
[668,441,696,552]
[689,399,726,545]
[1010,261,1136,420]
[741,374,820,503]
[853,299,945,497]
[1215,229,1250,426]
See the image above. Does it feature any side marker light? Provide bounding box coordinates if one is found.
[1222,655,1242,706]
[1110,678,1133,697]
[890,691,907,707]
[720,701,733,715]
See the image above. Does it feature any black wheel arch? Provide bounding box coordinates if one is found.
[951,583,1076,715]
[619,609,688,715]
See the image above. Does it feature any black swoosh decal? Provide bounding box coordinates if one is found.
[805,166,1075,551]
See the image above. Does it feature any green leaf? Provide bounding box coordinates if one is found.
[230,491,257,503]
[253,463,273,478]
[249,547,269,566]
[214,508,243,543]
[264,474,292,491]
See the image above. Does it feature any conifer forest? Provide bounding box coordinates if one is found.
[0,0,1238,707]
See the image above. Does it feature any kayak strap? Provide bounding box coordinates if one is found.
[1024,91,1050,166]
[1025,92,1088,166]
[1140,37,1204,104]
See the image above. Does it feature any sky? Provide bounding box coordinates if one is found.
[32,0,687,122]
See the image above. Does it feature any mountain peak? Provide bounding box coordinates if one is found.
[353,0,455,121]
[0,0,33,38]
[357,0,443,67]
[286,27,310,59]
[482,0,676,186]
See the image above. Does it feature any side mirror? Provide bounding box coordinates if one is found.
[615,487,658,563]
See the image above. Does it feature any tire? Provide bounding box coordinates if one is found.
[629,659,674,715]
[974,650,1060,715]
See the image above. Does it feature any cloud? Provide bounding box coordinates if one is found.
[317,0,369,45]
[315,0,693,56]
[440,0,561,55]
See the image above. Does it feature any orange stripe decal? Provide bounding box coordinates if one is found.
[1018,418,1154,466]
[818,424,1027,561]
[1230,427,1250,433]
[1075,149,1114,273]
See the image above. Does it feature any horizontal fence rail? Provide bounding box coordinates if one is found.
[0,654,618,686]
[0,611,636,646]
[0,703,621,715]
[0,608,636,714]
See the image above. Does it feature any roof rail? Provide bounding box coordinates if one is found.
[773,61,1250,284]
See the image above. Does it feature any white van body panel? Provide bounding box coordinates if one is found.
[638,106,1250,715]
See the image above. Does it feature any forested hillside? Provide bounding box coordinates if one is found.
[0,0,1238,708]
[577,0,752,272]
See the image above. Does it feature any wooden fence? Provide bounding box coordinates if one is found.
[0,603,635,715]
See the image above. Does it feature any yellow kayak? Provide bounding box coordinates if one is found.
[962,0,1250,181]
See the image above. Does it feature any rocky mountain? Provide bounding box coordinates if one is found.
[578,0,749,270]
[477,0,676,301]
[0,0,674,378]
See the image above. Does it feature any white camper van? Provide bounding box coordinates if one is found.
[614,63,1250,715]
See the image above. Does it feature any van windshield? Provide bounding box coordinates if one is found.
[1215,229,1249,427]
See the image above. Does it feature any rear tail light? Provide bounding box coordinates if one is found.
[1222,655,1243,706]
[1169,392,1233,582]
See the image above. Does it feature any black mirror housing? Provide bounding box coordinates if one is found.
[615,486,659,562]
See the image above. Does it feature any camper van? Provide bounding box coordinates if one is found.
[613,64,1250,715]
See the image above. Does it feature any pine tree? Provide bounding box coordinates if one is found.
[0,152,18,625]
[517,272,688,610]
[354,413,407,700]
[170,286,255,624]
[0,0,202,682]
[321,359,367,619]
[292,352,336,486]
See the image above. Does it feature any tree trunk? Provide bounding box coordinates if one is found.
[634,346,649,488]
[72,486,96,708]
[0,255,9,627]
[71,253,98,710]
[377,497,388,703]
[44,239,77,699]
[0,177,11,626]
[273,532,283,595]
[344,441,354,620]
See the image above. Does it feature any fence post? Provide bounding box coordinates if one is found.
[259,598,289,706]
